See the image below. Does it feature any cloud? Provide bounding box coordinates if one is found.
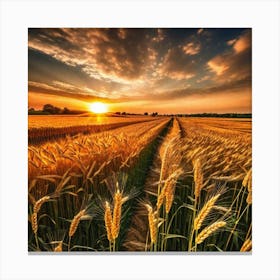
[29,28,156,83]
[232,30,251,53]
[182,42,201,55]
[207,57,229,76]
[148,78,251,101]
[157,47,197,80]
[207,30,251,82]
[28,80,126,103]
[152,28,165,42]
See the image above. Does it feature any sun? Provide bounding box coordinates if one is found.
[89,102,108,114]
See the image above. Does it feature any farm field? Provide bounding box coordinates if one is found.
[28,116,252,252]
[28,115,155,145]
[28,115,153,128]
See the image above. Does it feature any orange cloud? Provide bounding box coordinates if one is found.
[29,29,155,83]
[207,58,229,76]
[182,42,201,55]
[207,30,251,82]
[158,47,197,80]
[233,31,251,53]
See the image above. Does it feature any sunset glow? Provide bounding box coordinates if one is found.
[89,102,108,114]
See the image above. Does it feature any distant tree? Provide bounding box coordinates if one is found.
[42,104,61,114]
[115,112,121,115]
[121,112,126,115]
[144,112,148,116]
[28,107,35,112]
[151,112,158,117]
[63,107,70,114]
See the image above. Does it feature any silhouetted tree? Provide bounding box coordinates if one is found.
[42,104,61,114]
[63,107,70,114]
[144,112,148,116]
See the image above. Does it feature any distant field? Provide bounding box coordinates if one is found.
[28,115,158,145]
[185,117,252,134]
[28,115,152,128]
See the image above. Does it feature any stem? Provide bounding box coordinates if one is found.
[68,237,71,252]
[188,198,197,251]
[113,239,116,252]
[163,212,169,251]
[225,204,249,250]
[245,223,252,240]
[35,233,39,251]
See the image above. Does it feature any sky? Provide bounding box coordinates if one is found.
[28,28,252,114]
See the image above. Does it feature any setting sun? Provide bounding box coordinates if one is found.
[89,102,108,114]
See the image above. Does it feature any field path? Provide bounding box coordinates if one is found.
[123,117,183,251]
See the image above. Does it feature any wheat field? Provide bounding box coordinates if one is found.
[28,115,252,252]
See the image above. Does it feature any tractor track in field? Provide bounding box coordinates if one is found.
[123,117,183,251]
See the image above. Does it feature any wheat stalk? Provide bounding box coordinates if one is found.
[242,168,252,190]
[165,179,176,214]
[104,201,113,242]
[193,158,203,200]
[194,193,221,230]
[145,204,157,244]
[31,212,38,234]
[69,209,86,237]
[246,191,252,205]
[240,238,252,252]
[112,190,122,240]
[54,241,63,252]
[33,195,50,213]
[196,221,226,244]
[156,184,166,210]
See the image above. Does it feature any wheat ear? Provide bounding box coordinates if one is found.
[54,241,63,252]
[196,221,226,244]
[31,212,38,234]
[193,158,203,200]
[69,209,86,237]
[104,201,113,242]
[194,193,221,230]
[157,184,166,210]
[165,178,176,214]
[33,195,50,213]
[112,190,122,240]
[146,204,157,244]
[242,169,252,190]
[246,191,252,205]
[240,239,252,252]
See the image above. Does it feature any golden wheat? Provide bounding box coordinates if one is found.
[104,201,113,242]
[112,190,123,240]
[69,209,86,238]
[33,195,50,213]
[193,158,203,199]
[145,204,157,244]
[240,238,252,252]
[54,241,63,252]
[31,213,38,234]
[194,193,221,230]
[196,221,226,244]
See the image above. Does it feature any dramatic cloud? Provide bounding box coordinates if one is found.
[207,30,252,83]
[157,47,197,80]
[29,28,155,82]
